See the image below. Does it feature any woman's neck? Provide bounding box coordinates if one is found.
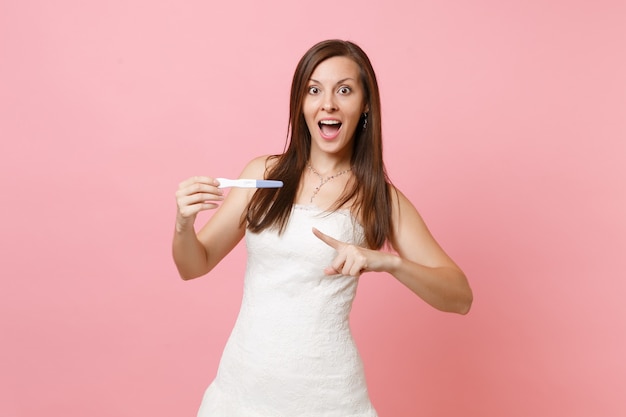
[307,153,352,176]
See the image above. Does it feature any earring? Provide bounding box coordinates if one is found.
[362,113,368,130]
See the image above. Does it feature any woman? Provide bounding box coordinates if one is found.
[173,39,472,417]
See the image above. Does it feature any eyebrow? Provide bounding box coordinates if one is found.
[308,77,356,85]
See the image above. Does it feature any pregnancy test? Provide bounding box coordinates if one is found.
[216,178,284,189]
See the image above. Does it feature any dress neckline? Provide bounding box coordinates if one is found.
[292,204,363,228]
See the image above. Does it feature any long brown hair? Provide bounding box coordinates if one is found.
[245,39,393,249]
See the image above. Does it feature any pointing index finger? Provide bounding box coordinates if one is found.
[312,227,342,249]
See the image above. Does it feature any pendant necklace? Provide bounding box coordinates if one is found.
[307,164,351,203]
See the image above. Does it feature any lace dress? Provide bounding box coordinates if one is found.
[197,205,378,417]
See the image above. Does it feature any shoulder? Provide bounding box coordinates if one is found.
[239,154,280,179]
[388,184,413,213]
[387,184,427,235]
[386,184,462,272]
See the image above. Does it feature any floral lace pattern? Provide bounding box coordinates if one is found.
[197,206,377,417]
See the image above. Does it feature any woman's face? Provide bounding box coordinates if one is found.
[303,56,368,158]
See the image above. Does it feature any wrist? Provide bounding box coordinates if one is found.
[175,217,196,234]
[385,253,403,274]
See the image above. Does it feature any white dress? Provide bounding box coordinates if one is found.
[197,205,378,417]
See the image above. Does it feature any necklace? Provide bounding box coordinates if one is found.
[307,164,351,203]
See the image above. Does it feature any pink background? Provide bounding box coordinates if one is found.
[1,0,625,416]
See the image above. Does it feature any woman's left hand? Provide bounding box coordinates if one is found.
[312,227,393,277]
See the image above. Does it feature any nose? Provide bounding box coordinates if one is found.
[321,93,338,112]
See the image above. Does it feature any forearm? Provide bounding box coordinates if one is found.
[385,254,473,314]
[172,226,211,280]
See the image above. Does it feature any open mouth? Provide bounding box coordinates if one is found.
[318,120,342,137]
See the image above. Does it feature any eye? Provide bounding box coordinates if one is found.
[308,86,320,95]
[338,86,351,95]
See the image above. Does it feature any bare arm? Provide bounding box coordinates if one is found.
[384,189,473,313]
[313,188,472,314]
[172,156,269,280]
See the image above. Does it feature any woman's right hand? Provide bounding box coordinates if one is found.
[175,176,224,232]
